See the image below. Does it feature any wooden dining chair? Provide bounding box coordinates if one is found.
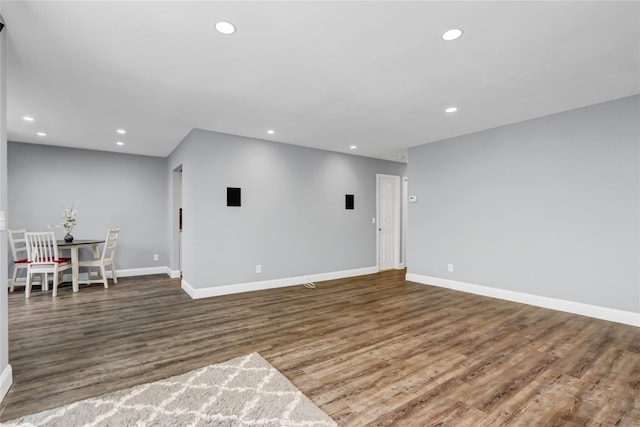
[80,228,120,289]
[8,229,29,292]
[25,231,72,298]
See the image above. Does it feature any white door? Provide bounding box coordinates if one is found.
[377,174,400,270]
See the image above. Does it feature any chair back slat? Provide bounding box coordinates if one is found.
[25,232,60,263]
[8,229,28,261]
[102,228,120,262]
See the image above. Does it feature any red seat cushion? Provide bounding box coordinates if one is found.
[14,259,29,264]
[28,258,72,263]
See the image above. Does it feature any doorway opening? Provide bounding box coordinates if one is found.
[376,174,404,271]
[172,165,183,276]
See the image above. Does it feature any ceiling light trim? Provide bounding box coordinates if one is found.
[442,28,463,41]
[215,21,236,35]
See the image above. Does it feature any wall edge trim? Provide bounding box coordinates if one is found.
[183,266,378,300]
[8,266,180,288]
[109,266,173,278]
[181,279,196,299]
[166,269,181,279]
[406,273,640,327]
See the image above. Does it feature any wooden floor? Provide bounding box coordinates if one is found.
[1,271,639,425]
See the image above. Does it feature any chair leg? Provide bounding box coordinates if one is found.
[111,264,117,284]
[43,273,49,291]
[101,266,108,288]
[11,267,18,292]
[25,269,32,299]
[52,269,59,297]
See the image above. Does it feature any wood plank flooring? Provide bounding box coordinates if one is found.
[1,270,638,425]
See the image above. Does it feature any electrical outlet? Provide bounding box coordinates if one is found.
[154,254,159,262]
[256,264,262,273]
[447,263,454,272]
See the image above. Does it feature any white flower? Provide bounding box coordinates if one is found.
[62,207,77,234]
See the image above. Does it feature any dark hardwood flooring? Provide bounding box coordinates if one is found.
[1,271,639,425]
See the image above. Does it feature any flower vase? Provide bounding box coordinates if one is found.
[64,233,74,242]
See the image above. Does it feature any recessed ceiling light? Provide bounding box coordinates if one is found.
[116,141,125,146]
[445,106,458,113]
[117,129,126,134]
[23,116,35,122]
[350,145,357,150]
[442,28,463,41]
[267,129,275,135]
[215,21,236,35]
[37,132,46,136]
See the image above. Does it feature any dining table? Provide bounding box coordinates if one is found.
[57,239,105,292]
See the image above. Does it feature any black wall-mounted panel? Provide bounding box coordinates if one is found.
[227,187,241,207]
[345,194,354,210]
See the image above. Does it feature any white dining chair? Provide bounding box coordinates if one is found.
[8,229,30,292]
[25,231,72,298]
[80,228,120,289]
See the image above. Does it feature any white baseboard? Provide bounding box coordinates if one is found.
[406,273,640,327]
[166,269,181,279]
[0,364,12,403]
[108,266,172,278]
[8,266,181,287]
[182,266,378,299]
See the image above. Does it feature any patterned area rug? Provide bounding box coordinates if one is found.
[4,353,336,426]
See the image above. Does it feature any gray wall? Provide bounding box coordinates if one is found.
[8,142,169,270]
[408,95,640,313]
[168,129,406,288]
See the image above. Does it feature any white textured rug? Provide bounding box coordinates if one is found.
[5,353,336,427]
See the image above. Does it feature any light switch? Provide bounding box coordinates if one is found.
[409,195,418,203]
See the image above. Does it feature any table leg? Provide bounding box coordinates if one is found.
[71,246,80,292]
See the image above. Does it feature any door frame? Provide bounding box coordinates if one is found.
[376,174,402,271]
[171,165,183,277]
[401,176,408,269]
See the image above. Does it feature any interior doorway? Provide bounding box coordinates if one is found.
[172,165,183,276]
[376,174,402,270]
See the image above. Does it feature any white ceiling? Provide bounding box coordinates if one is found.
[2,1,639,162]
